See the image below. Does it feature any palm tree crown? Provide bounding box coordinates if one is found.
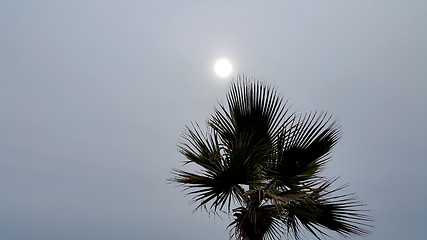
[171,76,371,240]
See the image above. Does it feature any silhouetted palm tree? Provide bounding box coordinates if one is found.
[171,76,371,240]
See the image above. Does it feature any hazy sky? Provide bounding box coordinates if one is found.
[1,1,426,239]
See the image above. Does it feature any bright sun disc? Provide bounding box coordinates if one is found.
[214,59,232,78]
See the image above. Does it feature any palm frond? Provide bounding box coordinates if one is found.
[229,205,281,240]
[172,123,264,212]
[171,169,244,212]
[178,123,223,172]
[268,112,341,186]
[283,178,372,239]
[209,75,293,151]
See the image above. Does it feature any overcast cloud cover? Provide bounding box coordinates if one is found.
[1,1,426,239]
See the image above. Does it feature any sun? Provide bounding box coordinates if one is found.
[214,59,232,78]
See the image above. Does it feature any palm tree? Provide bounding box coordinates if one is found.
[171,76,372,240]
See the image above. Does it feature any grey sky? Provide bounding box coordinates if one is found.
[1,1,426,239]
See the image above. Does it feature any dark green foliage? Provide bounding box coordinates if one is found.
[171,76,372,239]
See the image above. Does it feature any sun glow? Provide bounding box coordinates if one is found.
[214,59,232,78]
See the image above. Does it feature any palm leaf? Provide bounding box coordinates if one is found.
[172,122,268,212]
[229,204,283,240]
[172,123,246,212]
[209,76,292,153]
[282,178,372,239]
[268,112,341,186]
